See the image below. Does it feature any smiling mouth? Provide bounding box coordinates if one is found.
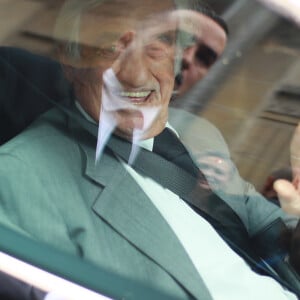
[119,90,153,104]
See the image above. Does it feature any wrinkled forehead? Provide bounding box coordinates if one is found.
[55,0,176,46]
[81,8,175,45]
[87,0,175,17]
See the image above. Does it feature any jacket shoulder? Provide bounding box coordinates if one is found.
[168,107,230,157]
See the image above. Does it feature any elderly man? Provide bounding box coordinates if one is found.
[0,0,300,299]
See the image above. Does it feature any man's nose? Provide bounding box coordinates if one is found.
[114,32,150,88]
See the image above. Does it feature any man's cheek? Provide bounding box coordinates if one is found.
[76,82,102,101]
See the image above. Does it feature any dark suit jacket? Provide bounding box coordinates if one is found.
[0,47,72,145]
[0,271,45,300]
[0,47,73,300]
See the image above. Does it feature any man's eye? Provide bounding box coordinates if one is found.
[145,33,175,58]
[95,45,119,58]
[195,45,218,67]
[145,45,168,58]
[157,32,176,45]
[80,45,119,60]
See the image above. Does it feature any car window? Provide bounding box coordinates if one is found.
[0,1,300,299]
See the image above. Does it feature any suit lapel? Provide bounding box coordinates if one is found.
[81,141,212,300]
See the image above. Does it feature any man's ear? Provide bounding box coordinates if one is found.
[118,31,135,49]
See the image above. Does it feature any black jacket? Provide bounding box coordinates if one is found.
[0,47,72,145]
[0,271,45,300]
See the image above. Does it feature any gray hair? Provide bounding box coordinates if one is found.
[54,0,108,60]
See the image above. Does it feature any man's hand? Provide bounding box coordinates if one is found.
[274,123,300,215]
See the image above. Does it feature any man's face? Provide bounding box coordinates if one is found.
[61,0,177,140]
[175,11,227,96]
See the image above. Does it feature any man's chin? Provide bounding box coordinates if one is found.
[114,124,164,142]
[114,128,149,141]
[113,128,136,141]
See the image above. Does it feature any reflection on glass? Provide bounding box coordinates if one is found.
[196,151,234,191]
[0,0,300,299]
[174,10,227,96]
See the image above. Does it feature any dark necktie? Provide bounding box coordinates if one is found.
[153,128,200,179]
